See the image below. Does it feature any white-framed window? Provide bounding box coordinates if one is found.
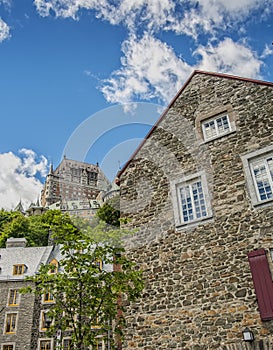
[242,146,273,206]
[202,114,232,141]
[171,171,212,227]
[38,339,53,350]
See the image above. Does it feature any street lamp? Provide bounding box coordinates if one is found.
[242,327,255,342]
[44,313,52,329]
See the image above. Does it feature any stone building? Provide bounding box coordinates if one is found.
[118,71,273,349]
[0,237,56,350]
[41,157,110,209]
[0,237,111,350]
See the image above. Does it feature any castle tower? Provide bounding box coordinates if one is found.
[41,157,111,208]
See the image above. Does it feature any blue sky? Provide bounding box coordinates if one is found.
[0,0,272,209]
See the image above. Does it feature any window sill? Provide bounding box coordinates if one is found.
[175,215,213,231]
[252,198,273,209]
[201,130,236,144]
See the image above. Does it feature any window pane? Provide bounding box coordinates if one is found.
[63,339,72,350]
[216,115,230,134]
[3,346,14,350]
[8,290,18,306]
[267,157,273,180]
[5,314,17,333]
[179,180,207,222]
[203,120,217,139]
[252,160,273,200]
[44,292,54,302]
[13,264,26,275]
[40,340,51,350]
[180,185,194,222]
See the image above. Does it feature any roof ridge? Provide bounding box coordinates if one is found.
[117,70,273,179]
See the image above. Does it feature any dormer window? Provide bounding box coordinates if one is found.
[12,264,27,275]
[49,259,58,274]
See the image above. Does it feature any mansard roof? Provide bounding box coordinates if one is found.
[117,70,273,179]
[0,244,54,280]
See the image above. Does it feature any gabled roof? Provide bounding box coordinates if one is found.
[117,70,273,179]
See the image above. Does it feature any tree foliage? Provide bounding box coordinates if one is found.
[21,218,143,350]
[0,209,69,247]
[96,196,120,227]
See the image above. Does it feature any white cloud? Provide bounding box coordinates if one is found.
[167,0,272,38]
[34,0,109,19]
[0,17,10,42]
[101,33,193,105]
[32,1,271,107]
[195,38,263,78]
[100,35,263,106]
[0,149,48,210]
[261,44,273,59]
[33,0,273,38]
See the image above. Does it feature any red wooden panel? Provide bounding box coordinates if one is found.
[248,249,273,321]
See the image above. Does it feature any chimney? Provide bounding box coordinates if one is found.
[6,237,27,248]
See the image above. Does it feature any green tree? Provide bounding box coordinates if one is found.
[21,218,143,350]
[0,209,22,231]
[96,196,120,227]
[0,209,67,247]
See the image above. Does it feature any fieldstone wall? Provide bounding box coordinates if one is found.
[0,280,36,350]
[120,73,273,349]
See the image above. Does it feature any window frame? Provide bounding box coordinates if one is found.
[91,339,105,350]
[38,339,53,350]
[12,264,26,276]
[170,171,212,228]
[62,338,72,350]
[242,145,273,207]
[48,259,58,274]
[1,343,15,350]
[4,312,18,334]
[40,310,53,332]
[42,292,54,304]
[201,113,232,141]
[7,289,20,307]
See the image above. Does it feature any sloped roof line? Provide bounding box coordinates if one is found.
[117,70,273,179]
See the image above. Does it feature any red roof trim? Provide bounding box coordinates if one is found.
[117,70,273,178]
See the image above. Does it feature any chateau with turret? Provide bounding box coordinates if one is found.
[41,156,111,208]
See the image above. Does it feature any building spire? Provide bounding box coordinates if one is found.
[49,163,54,175]
[14,199,24,213]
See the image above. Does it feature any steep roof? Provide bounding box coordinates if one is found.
[117,70,273,179]
[0,245,54,280]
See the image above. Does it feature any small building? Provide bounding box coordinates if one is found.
[118,71,273,349]
[0,237,55,350]
[0,237,112,350]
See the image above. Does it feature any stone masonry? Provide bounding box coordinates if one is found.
[119,71,273,349]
